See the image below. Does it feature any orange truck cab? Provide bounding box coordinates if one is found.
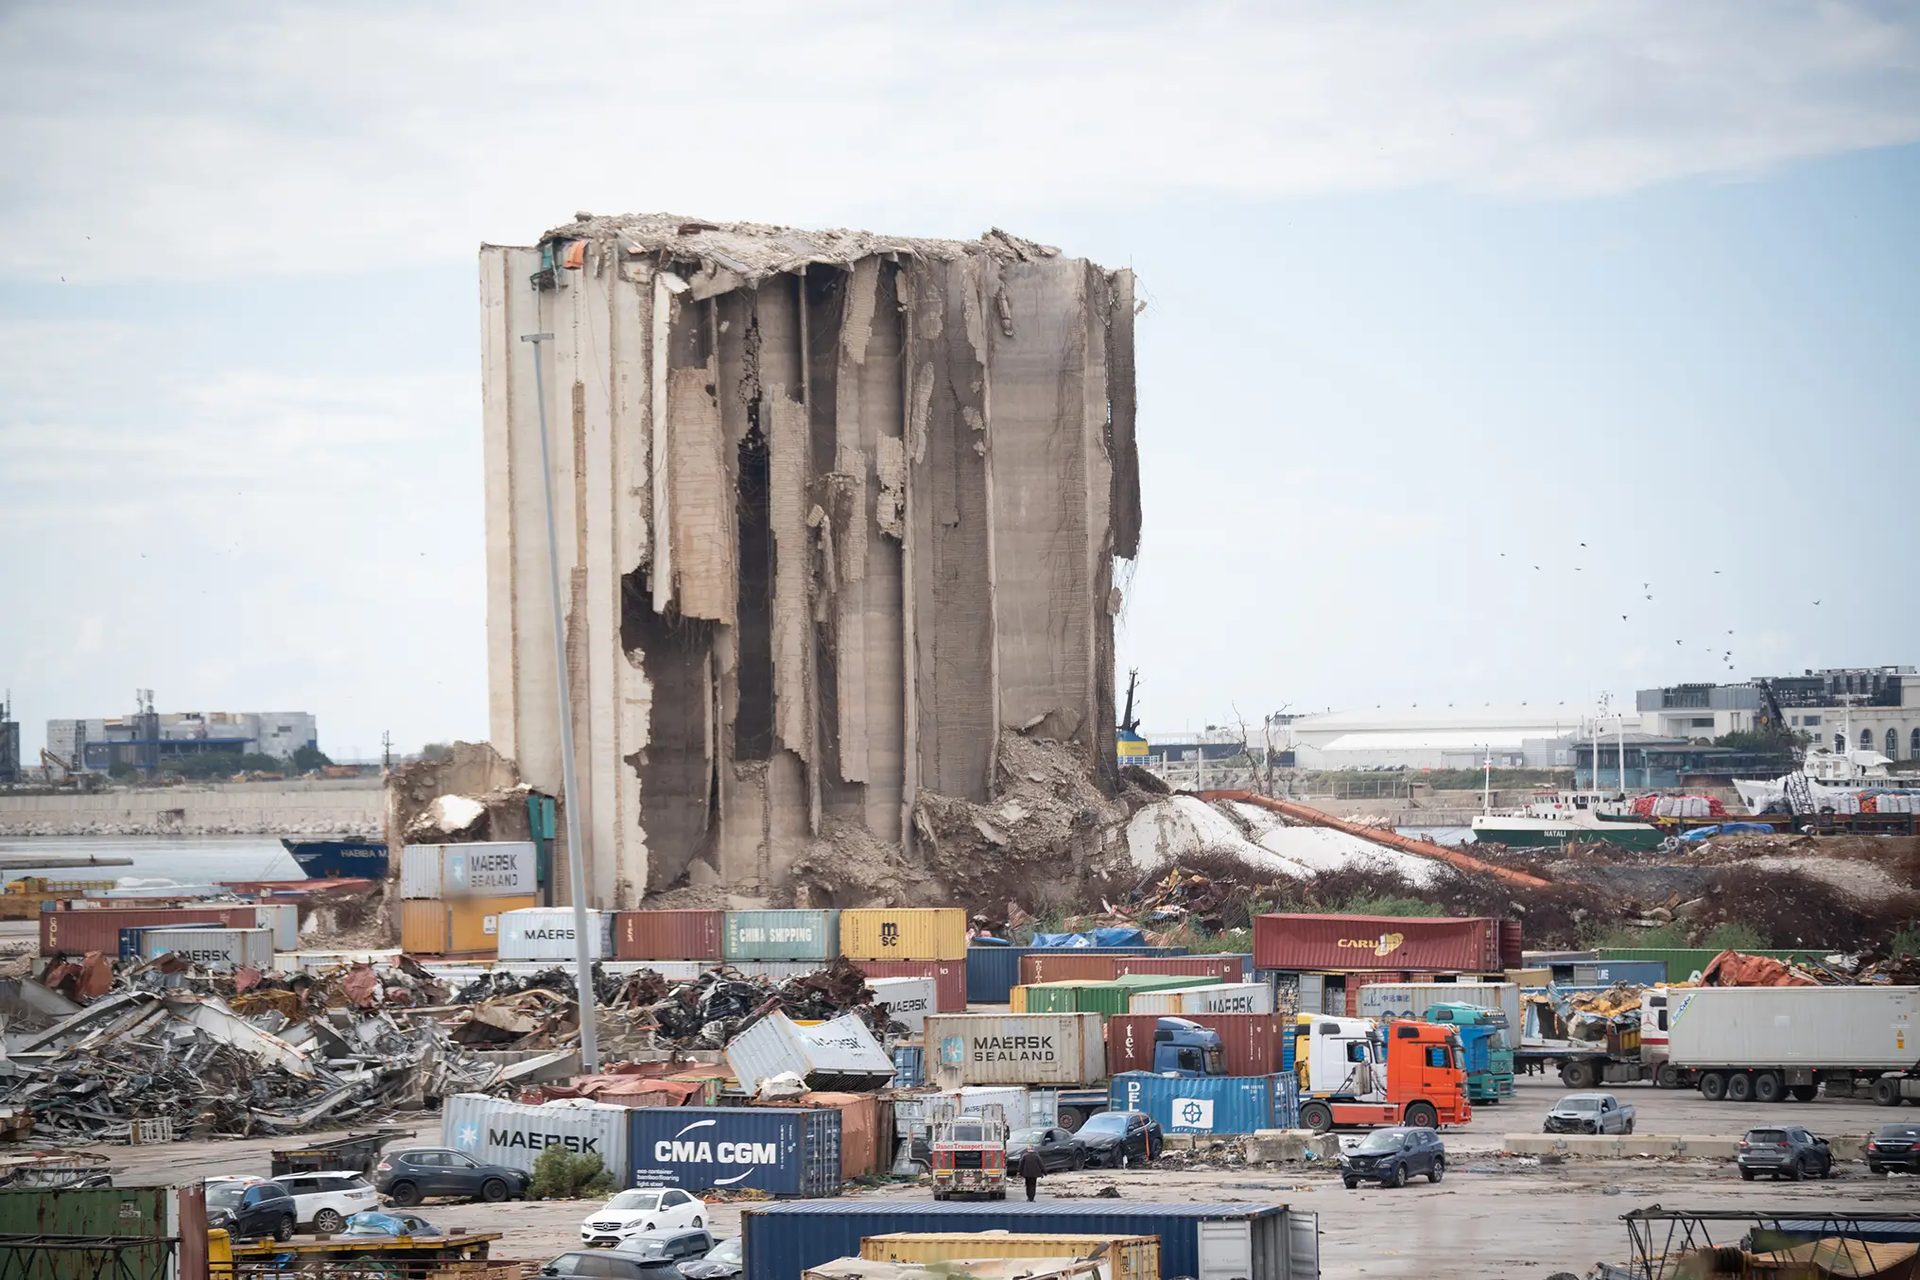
[1293,1013,1471,1132]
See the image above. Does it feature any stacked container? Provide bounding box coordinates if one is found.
[1012,973,1222,1017]
[839,909,966,962]
[1017,952,1240,986]
[1109,1071,1301,1135]
[628,1105,842,1196]
[496,908,613,961]
[40,905,261,957]
[134,926,274,971]
[965,945,1188,1005]
[440,1093,631,1177]
[922,1013,1105,1088]
[1105,1012,1292,1077]
[1123,982,1274,1016]
[850,959,966,1012]
[723,910,841,962]
[397,841,541,959]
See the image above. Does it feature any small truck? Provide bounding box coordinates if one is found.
[1544,1092,1636,1135]
[929,1109,1007,1200]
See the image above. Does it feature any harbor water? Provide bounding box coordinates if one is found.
[0,835,303,883]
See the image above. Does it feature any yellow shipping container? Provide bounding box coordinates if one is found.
[838,908,966,961]
[860,1233,1159,1280]
[400,896,535,955]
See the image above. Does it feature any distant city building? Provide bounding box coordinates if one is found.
[45,710,319,774]
[1636,665,1919,761]
[1278,704,1595,771]
[0,694,18,784]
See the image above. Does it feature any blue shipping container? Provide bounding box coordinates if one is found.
[627,1107,840,1197]
[723,910,841,962]
[1109,1071,1301,1135]
[890,1044,925,1089]
[964,946,1186,1005]
[742,1201,1317,1280]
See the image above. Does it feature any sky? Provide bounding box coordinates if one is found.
[2,1,1917,758]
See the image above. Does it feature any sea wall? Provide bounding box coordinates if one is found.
[0,779,384,837]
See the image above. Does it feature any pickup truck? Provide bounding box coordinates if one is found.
[1544,1092,1635,1134]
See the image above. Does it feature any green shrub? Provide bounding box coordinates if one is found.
[1700,922,1767,952]
[529,1147,616,1200]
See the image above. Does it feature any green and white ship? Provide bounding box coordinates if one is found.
[1469,792,1666,851]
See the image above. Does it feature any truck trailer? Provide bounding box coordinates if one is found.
[1665,986,1919,1103]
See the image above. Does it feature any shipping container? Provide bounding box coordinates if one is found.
[866,977,938,1034]
[923,1013,1106,1088]
[497,908,613,961]
[440,1093,630,1178]
[861,1233,1160,1280]
[629,1106,841,1197]
[1504,967,1551,988]
[1253,913,1505,973]
[891,1086,1033,1151]
[741,1201,1320,1280]
[891,1045,925,1089]
[616,909,724,961]
[1110,1071,1301,1135]
[399,841,539,900]
[40,905,258,956]
[1121,982,1274,1017]
[1594,947,1835,984]
[250,903,300,951]
[1665,986,1920,1071]
[966,947,1186,1005]
[838,908,966,962]
[1016,981,1129,1019]
[1571,960,1668,988]
[1355,982,1522,1034]
[1105,1013,1291,1078]
[791,1092,893,1180]
[727,1012,896,1094]
[1017,951,1201,987]
[138,925,275,971]
[848,959,966,1012]
[400,896,537,956]
[724,910,842,962]
[0,1187,175,1279]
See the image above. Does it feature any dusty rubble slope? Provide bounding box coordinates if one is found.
[481,214,1140,908]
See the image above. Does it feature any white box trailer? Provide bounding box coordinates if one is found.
[1666,985,1920,1103]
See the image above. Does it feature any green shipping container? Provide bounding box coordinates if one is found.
[721,909,842,961]
[0,1187,174,1279]
[1019,981,1130,1018]
[1109,974,1225,993]
[1596,947,1835,983]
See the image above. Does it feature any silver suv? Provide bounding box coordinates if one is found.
[1737,1126,1832,1181]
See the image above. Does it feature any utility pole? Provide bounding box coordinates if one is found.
[522,330,599,1071]
[381,730,392,773]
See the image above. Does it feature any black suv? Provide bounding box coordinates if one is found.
[205,1179,298,1241]
[1868,1122,1920,1175]
[373,1148,531,1205]
[1340,1127,1446,1189]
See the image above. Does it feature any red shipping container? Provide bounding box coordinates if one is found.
[1253,913,1503,973]
[40,906,260,956]
[1105,1013,1290,1077]
[1108,955,1248,983]
[847,958,966,1011]
[1018,953,1241,986]
[614,909,724,960]
[1499,920,1524,969]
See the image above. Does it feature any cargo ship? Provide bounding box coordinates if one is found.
[1468,794,1664,851]
[281,838,389,879]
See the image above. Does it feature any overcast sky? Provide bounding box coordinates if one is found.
[2,1,1917,758]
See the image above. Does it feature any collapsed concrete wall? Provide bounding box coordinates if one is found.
[480,215,1140,905]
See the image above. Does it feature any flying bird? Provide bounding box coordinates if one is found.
[1580,542,1587,547]
[1813,599,1821,605]
[1621,614,1628,620]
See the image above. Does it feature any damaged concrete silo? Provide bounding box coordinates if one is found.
[480,214,1141,906]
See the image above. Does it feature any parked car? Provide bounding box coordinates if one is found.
[1006,1125,1087,1172]
[678,1237,744,1280]
[615,1228,714,1264]
[1073,1110,1161,1168]
[343,1210,442,1237]
[1867,1122,1920,1175]
[579,1189,707,1247]
[1340,1126,1446,1189]
[1737,1127,1832,1181]
[541,1251,683,1278]
[204,1178,297,1242]
[273,1170,379,1232]
[373,1148,530,1206]
[1544,1093,1636,1135]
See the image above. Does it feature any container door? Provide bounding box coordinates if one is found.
[1296,974,1323,1017]
[1196,1219,1254,1280]
[1285,1210,1321,1279]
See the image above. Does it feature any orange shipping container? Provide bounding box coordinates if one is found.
[401,896,536,955]
[793,1091,893,1180]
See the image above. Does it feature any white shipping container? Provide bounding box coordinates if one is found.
[891,1086,1053,1143]
[1355,982,1523,1033]
[138,926,275,971]
[439,1093,630,1178]
[400,842,540,900]
[923,1013,1106,1088]
[720,961,829,981]
[867,976,939,1034]
[726,1011,896,1094]
[495,908,613,961]
[251,903,300,951]
[1666,986,1919,1070]
[1124,982,1274,1016]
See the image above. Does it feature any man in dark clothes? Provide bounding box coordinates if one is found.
[1019,1147,1046,1201]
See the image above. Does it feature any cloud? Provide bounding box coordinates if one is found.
[3,0,1917,281]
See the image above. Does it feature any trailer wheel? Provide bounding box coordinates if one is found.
[1654,1064,1680,1090]
[1299,1101,1334,1134]
[1874,1077,1905,1107]
[1753,1072,1786,1104]
[1725,1072,1754,1103]
[1699,1072,1728,1101]
[1056,1106,1087,1132]
[1561,1061,1599,1089]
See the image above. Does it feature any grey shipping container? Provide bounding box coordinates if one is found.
[496,908,614,961]
[1354,982,1522,1032]
[726,1012,896,1094]
[439,1093,630,1178]
[627,1107,841,1196]
[724,910,841,962]
[742,1200,1318,1280]
[400,841,540,900]
[1571,960,1668,987]
[138,926,275,971]
[923,1014,1105,1088]
[252,903,300,951]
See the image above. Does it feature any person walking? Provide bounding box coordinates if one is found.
[1019,1147,1046,1202]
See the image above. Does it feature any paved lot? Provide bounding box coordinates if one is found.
[98,1076,1915,1277]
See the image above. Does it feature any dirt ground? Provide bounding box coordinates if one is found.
[92,1077,1917,1279]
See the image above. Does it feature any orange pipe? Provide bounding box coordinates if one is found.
[1199,789,1554,889]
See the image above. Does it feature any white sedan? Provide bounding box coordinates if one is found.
[579,1188,706,1247]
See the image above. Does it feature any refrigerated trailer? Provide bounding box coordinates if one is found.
[1665,986,1920,1104]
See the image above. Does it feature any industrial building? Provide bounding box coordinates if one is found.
[1275,704,1594,771]
[1636,665,1920,760]
[44,709,319,775]
[0,694,18,785]
[481,215,1139,905]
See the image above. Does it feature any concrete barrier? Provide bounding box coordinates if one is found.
[1246,1129,1341,1163]
[1502,1134,1740,1159]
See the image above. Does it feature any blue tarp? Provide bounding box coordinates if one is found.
[1681,821,1776,843]
[1030,928,1149,948]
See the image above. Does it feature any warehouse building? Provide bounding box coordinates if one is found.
[45,710,318,774]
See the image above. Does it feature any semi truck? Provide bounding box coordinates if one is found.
[1291,1014,1472,1132]
[1665,986,1920,1104]
[1423,1003,1514,1104]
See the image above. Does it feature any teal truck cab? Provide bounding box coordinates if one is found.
[1424,1003,1515,1104]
